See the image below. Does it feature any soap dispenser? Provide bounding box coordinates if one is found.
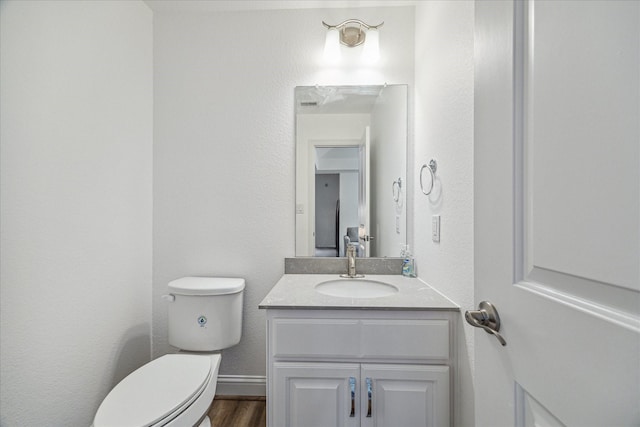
[401,245,415,277]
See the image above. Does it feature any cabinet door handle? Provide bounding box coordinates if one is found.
[349,377,356,417]
[366,377,372,417]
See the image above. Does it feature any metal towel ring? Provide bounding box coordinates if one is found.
[420,159,437,195]
[392,177,402,202]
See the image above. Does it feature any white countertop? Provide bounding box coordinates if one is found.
[258,274,459,311]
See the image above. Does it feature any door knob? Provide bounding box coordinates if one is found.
[465,301,507,346]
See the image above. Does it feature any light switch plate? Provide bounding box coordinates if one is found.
[432,215,440,242]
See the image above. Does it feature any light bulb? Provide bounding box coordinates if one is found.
[362,28,380,63]
[323,28,341,63]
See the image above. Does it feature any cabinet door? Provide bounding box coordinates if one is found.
[360,364,450,427]
[273,362,360,427]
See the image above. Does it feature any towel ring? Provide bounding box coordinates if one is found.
[392,177,402,202]
[420,159,437,195]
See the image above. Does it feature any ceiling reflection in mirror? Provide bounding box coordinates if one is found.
[295,85,407,258]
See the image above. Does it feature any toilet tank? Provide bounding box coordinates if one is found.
[166,277,245,351]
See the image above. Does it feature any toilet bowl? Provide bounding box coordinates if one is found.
[93,277,244,427]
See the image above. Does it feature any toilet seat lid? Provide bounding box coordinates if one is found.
[94,354,214,427]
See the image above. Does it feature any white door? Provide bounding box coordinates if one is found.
[361,364,449,427]
[474,1,639,426]
[358,126,371,256]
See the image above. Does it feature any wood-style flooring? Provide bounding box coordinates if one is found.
[208,396,266,427]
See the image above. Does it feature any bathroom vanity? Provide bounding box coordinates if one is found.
[259,274,459,427]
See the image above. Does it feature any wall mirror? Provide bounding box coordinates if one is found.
[295,85,407,258]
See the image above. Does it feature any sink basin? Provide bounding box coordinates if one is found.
[315,279,399,298]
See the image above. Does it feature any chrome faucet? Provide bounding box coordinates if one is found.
[341,244,364,278]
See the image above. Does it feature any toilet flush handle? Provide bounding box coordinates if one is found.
[161,294,175,303]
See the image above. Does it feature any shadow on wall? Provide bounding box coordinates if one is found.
[108,323,151,389]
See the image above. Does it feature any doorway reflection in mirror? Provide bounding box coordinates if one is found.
[295,85,407,258]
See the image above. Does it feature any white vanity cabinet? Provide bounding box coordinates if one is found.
[265,309,456,427]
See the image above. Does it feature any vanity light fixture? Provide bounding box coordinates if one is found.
[322,19,384,63]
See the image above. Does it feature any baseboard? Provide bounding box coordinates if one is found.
[215,375,266,397]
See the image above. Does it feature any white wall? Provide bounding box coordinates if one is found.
[370,85,408,257]
[0,1,153,425]
[413,2,475,426]
[153,6,414,380]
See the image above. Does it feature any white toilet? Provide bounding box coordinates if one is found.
[93,277,245,427]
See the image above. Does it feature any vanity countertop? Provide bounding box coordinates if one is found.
[258,274,459,311]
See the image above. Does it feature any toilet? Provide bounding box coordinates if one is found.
[93,277,245,427]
